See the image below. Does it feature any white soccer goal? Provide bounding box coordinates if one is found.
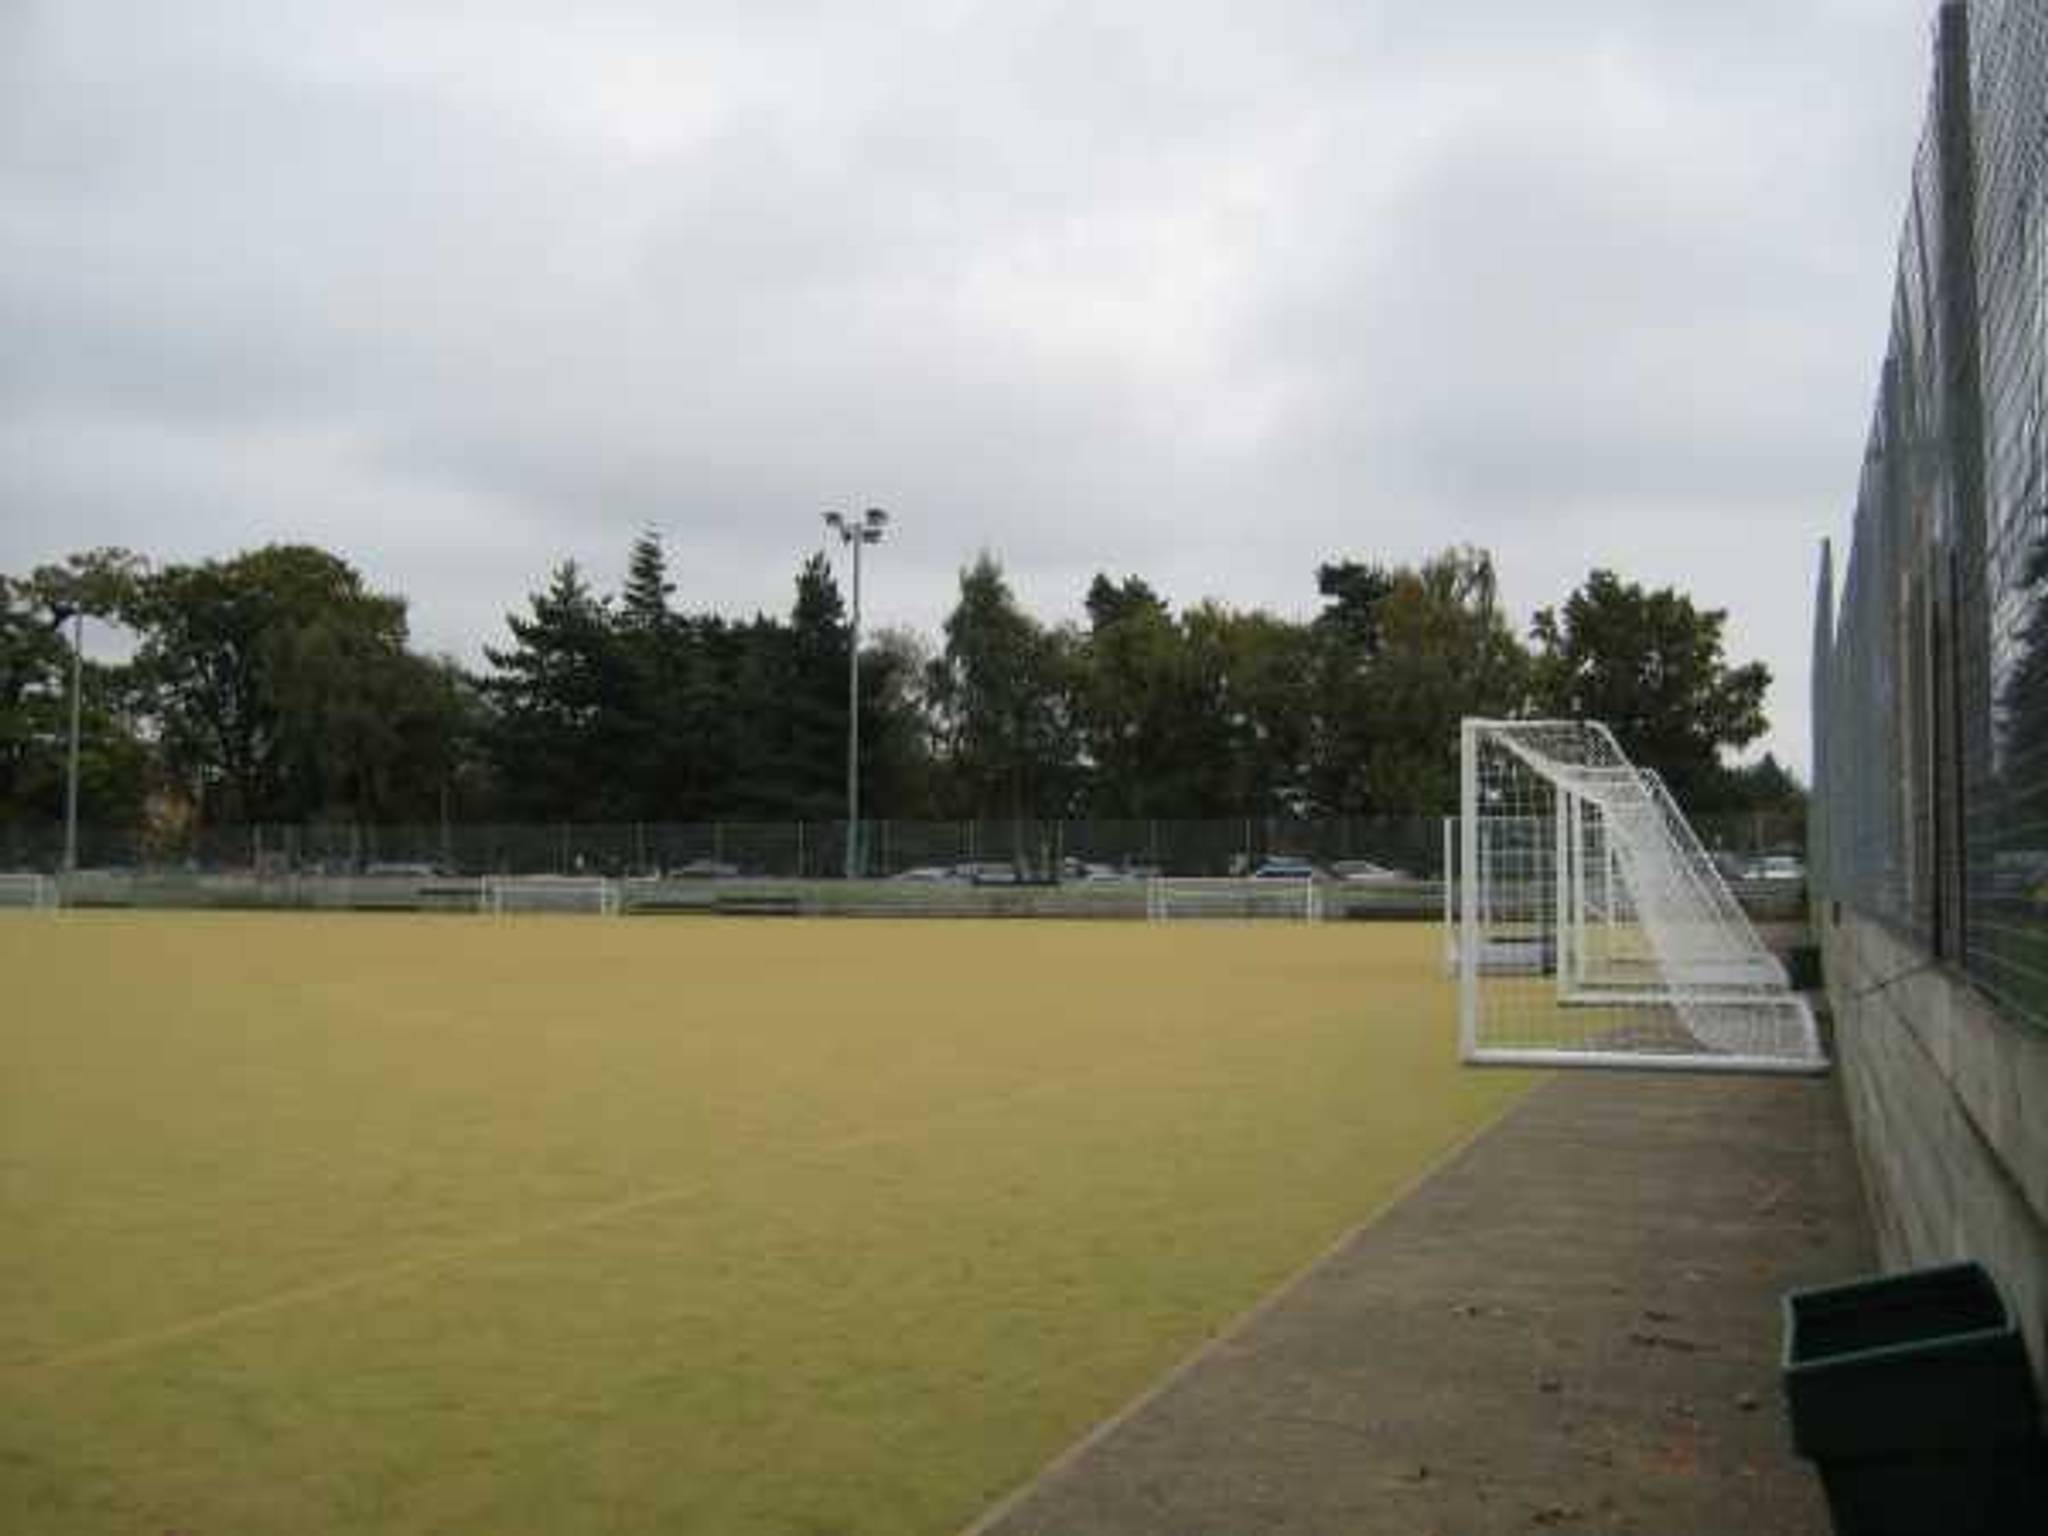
[1146,876,1323,922]
[1459,719,1825,1073]
[485,875,620,917]
[0,872,57,911]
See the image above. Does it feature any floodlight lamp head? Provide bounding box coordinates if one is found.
[863,507,889,530]
[823,511,847,536]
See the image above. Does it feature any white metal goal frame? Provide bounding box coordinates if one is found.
[1441,816,1457,974]
[1458,719,1825,1074]
[1442,811,1572,978]
[484,875,620,917]
[0,872,57,911]
[1146,876,1324,922]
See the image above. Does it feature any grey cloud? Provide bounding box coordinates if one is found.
[1,0,1941,771]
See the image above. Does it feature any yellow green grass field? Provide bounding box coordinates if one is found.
[1,913,1534,1536]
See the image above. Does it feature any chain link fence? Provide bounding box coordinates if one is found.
[1815,0,2048,1031]
[0,810,1801,882]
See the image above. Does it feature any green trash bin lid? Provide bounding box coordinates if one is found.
[1782,1261,2042,1460]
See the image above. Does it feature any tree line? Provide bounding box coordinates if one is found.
[0,535,1801,838]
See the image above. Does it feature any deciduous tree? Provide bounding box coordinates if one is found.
[1531,569,1768,806]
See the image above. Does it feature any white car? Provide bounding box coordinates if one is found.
[671,859,741,878]
[1329,860,1406,883]
[1061,859,1130,882]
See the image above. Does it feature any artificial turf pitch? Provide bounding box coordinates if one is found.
[1,913,1534,1536]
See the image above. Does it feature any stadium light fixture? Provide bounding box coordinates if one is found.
[823,508,889,878]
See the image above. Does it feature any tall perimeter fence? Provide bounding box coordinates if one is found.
[0,812,1807,921]
[1814,0,2048,1032]
[0,812,1804,880]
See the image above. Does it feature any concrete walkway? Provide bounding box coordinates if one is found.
[968,1070,1874,1536]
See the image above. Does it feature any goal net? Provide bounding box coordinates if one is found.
[0,872,56,911]
[1146,877,1323,922]
[485,875,620,917]
[1459,719,1824,1072]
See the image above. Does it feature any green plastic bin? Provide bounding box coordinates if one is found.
[1783,1262,2046,1534]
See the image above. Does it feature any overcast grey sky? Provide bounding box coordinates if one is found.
[2,1,1937,773]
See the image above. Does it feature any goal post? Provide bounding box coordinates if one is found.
[1147,875,1321,922]
[1441,816,1457,975]
[0,872,57,912]
[1459,719,1825,1073]
[484,875,619,917]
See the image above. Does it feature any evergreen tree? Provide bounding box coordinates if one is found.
[784,554,851,819]
[614,531,695,820]
[928,554,1081,842]
[483,562,633,819]
[620,528,677,632]
[1076,575,1184,816]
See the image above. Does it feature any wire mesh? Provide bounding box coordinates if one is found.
[0,872,56,910]
[0,810,1806,882]
[1816,0,2048,1033]
[1146,877,1321,922]
[1462,721,1823,1071]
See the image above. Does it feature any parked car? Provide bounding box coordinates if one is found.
[1751,855,1806,883]
[890,865,957,882]
[1250,857,1318,880]
[1060,857,1130,882]
[671,859,741,878]
[1329,859,1406,882]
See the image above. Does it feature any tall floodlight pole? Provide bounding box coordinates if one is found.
[823,508,889,878]
[63,608,83,875]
